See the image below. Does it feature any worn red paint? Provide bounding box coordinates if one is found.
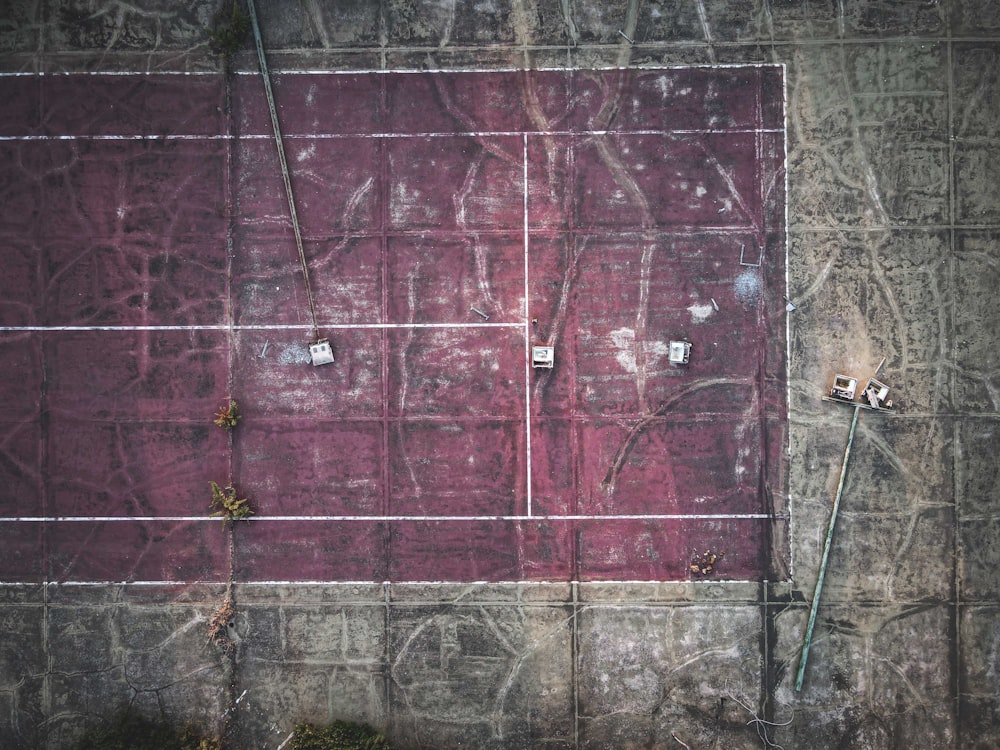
[0,68,787,583]
[46,520,228,583]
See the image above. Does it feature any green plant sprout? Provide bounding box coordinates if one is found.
[213,399,241,431]
[209,481,253,524]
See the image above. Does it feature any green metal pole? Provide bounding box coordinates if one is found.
[795,403,861,691]
[245,0,320,342]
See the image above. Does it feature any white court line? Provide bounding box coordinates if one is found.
[4,514,788,522]
[0,71,221,77]
[0,127,783,142]
[0,134,233,141]
[0,64,783,78]
[0,322,521,332]
[523,133,532,517]
[268,128,785,136]
[782,63,794,579]
[6,579,767,586]
[235,64,785,75]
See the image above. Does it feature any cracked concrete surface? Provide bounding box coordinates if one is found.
[1,0,999,748]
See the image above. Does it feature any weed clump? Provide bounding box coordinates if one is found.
[289,721,393,750]
[207,593,236,647]
[213,399,241,431]
[209,481,253,524]
[208,1,250,58]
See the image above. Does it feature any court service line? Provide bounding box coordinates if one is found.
[262,128,784,137]
[237,63,784,74]
[783,64,794,580]
[0,128,783,142]
[7,579,767,587]
[4,514,788,522]
[0,322,521,332]
[0,64,783,78]
[523,133,532,517]
[0,134,234,141]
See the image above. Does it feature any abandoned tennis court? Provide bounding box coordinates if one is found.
[0,65,787,585]
[0,1,994,748]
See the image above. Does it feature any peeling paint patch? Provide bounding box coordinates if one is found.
[610,328,670,372]
[734,269,762,304]
[611,327,638,372]
[687,303,714,323]
[278,343,311,365]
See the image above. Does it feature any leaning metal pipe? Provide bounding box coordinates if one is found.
[795,403,861,691]
[245,0,320,342]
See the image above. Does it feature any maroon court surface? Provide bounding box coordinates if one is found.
[0,68,787,583]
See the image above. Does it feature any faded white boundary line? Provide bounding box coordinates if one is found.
[4,513,788,522]
[0,128,783,141]
[0,322,521,332]
[782,62,794,579]
[0,134,233,141]
[0,64,785,77]
[523,133,533,517]
[2,579,768,586]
